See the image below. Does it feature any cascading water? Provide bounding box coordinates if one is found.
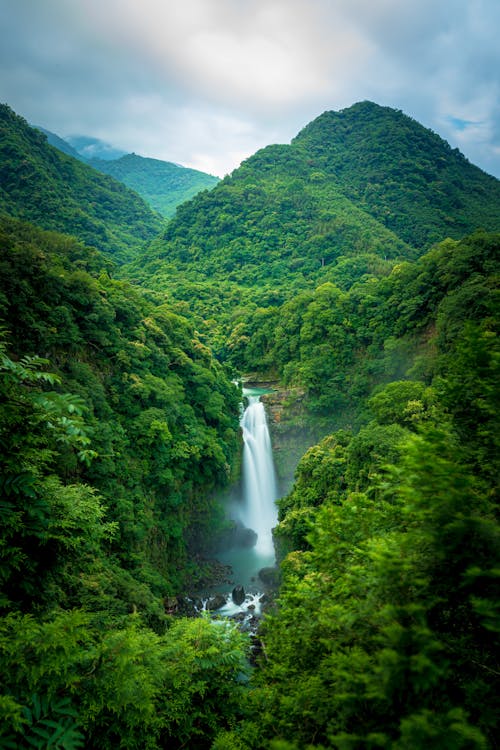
[195,387,278,622]
[239,394,278,557]
[211,387,279,593]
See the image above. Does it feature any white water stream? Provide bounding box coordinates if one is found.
[214,388,279,596]
[239,393,278,556]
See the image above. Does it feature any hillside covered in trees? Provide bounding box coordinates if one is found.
[87,153,220,218]
[0,106,163,262]
[125,103,500,378]
[36,125,220,218]
[0,101,499,749]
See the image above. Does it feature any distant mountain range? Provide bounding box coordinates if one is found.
[35,126,219,218]
[131,101,500,292]
[64,134,127,161]
[1,105,162,261]
[3,100,499,278]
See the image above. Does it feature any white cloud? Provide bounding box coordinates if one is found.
[1,0,499,177]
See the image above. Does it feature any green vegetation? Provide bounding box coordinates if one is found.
[0,105,163,261]
[222,229,499,749]
[294,101,500,247]
[1,100,499,748]
[88,153,220,218]
[124,102,499,375]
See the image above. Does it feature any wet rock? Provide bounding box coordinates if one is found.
[230,612,246,623]
[206,594,227,611]
[215,520,258,551]
[177,596,202,617]
[232,585,245,605]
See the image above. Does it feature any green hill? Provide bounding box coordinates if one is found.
[34,125,83,160]
[125,102,499,365]
[0,105,163,262]
[128,141,412,301]
[132,102,499,290]
[88,153,220,218]
[294,100,500,247]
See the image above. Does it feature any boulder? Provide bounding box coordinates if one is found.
[232,585,246,605]
[218,520,258,550]
[237,526,258,548]
[206,594,227,611]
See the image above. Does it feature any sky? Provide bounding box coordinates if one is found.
[1,0,499,178]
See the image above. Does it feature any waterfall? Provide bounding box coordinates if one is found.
[239,393,278,557]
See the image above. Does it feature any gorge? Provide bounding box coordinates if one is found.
[202,388,279,621]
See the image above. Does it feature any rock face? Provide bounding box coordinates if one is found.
[206,594,227,611]
[261,387,315,490]
[232,585,245,605]
[213,520,258,552]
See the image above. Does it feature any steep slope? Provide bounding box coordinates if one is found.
[124,103,499,368]
[87,153,219,218]
[294,100,500,247]
[34,125,83,160]
[131,102,499,297]
[0,214,241,604]
[130,141,411,294]
[0,105,163,262]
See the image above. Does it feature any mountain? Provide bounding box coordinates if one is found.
[0,105,163,262]
[137,102,499,279]
[126,101,499,336]
[131,140,413,291]
[293,100,500,247]
[87,153,220,218]
[65,134,127,160]
[34,125,83,160]
[33,126,220,218]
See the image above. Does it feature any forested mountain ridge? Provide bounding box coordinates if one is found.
[124,101,500,400]
[131,133,412,291]
[87,153,220,218]
[293,101,500,247]
[0,105,163,262]
[132,100,500,291]
[34,124,220,218]
[34,125,83,160]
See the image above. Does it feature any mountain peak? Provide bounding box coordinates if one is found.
[292,101,499,247]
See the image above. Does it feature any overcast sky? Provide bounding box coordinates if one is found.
[1,0,499,178]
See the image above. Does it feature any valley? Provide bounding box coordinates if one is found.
[0,100,498,749]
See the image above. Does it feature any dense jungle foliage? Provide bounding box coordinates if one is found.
[0,105,163,261]
[217,229,499,749]
[124,102,500,372]
[36,125,220,218]
[87,153,219,218]
[0,215,248,748]
[0,101,499,748]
